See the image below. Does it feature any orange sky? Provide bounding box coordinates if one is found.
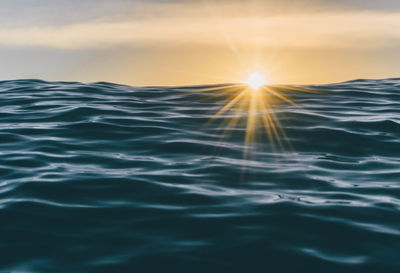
[0,0,399,85]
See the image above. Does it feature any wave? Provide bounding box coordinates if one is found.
[0,78,399,272]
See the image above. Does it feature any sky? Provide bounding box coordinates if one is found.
[1,0,400,85]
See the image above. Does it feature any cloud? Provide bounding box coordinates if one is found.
[0,11,399,50]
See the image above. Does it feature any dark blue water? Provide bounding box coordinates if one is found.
[1,79,399,272]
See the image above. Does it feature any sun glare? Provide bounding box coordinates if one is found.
[202,73,318,161]
[244,72,268,90]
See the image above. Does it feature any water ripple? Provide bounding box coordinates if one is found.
[0,79,399,272]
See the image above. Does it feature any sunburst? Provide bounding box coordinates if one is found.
[205,73,317,158]
[244,72,268,91]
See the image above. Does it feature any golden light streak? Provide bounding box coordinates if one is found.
[205,79,318,159]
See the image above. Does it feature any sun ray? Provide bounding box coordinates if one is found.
[189,84,241,93]
[209,89,247,121]
[273,85,322,94]
[262,86,296,105]
[244,89,258,144]
[258,94,277,146]
[261,95,285,150]
[202,75,318,163]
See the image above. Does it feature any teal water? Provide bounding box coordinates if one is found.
[0,79,399,272]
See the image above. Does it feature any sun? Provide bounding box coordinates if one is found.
[244,72,268,90]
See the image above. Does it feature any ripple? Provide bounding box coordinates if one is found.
[0,79,399,272]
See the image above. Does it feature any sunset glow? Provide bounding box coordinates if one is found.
[244,72,269,90]
[0,1,399,85]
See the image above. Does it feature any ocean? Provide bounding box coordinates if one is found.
[0,78,399,272]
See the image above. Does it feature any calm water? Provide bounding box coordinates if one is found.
[0,79,399,272]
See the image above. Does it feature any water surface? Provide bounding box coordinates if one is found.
[0,79,399,272]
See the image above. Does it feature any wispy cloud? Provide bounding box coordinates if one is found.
[1,1,399,85]
[0,11,399,50]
